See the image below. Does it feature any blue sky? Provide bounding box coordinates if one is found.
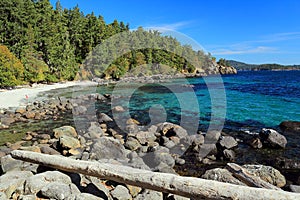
[50,0,300,65]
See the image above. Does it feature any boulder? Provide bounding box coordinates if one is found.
[90,137,127,160]
[0,155,39,173]
[280,121,300,132]
[260,128,287,148]
[59,135,81,150]
[204,131,221,144]
[24,171,72,194]
[110,185,132,200]
[98,113,113,123]
[1,117,15,126]
[87,122,104,139]
[136,131,157,145]
[125,137,141,151]
[53,126,78,138]
[223,149,235,161]
[40,145,60,155]
[243,164,286,187]
[15,107,26,114]
[0,171,33,198]
[219,136,238,149]
[157,123,188,139]
[40,182,80,200]
[202,168,246,186]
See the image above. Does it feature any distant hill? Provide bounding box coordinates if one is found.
[228,60,300,71]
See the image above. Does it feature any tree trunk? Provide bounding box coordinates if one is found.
[11,150,300,200]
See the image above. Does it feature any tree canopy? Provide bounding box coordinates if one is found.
[0,0,216,86]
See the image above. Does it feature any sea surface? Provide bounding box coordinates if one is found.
[95,70,300,133]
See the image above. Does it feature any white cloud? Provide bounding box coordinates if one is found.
[212,46,277,55]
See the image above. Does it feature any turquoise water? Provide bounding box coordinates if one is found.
[96,71,300,132]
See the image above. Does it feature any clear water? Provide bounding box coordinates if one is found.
[96,71,300,133]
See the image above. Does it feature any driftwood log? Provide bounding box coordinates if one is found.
[11,150,300,200]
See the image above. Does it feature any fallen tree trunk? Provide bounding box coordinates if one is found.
[11,150,300,200]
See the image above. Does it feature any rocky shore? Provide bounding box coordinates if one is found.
[0,86,300,199]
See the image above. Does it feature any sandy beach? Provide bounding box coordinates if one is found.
[0,81,97,110]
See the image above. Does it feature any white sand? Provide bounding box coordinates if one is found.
[0,81,97,109]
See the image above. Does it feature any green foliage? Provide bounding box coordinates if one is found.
[0,0,216,85]
[217,58,231,67]
[0,45,24,87]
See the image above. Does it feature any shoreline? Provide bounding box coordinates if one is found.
[0,81,97,110]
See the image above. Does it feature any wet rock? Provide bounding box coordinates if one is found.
[53,126,78,138]
[90,137,127,160]
[290,185,300,193]
[59,135,81,150]
[24,171,72,194]
[280,121,300,132]
[260,128,287,148]
[249,137,263,149]
[40,182,81,200]
[219,136,238,149]
[202,168,246,186]
[110,185,132,200]
[243,164,286,187]
[0,171,33,198]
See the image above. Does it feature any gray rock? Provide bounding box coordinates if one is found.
[143,151,175,169]
[98,113,113,123]
[243,164,286,187]
[197,144,218,161]
[125,138,141,151]
[134,190,163,200]
[110,185,132,200]
[290,185,300,193]
[223,149,235,161]
[24,171,72,194]
[0,155,39,173]
[40,182,80,200]
[136,131,157,145]
[59,135,81,149]
[0,171,33,198]
[157,123,188,139]
[53,126,78,138]
[87,122,104,139]
[260,128,287,148]
[204,131,221,144]
[39,145,61,155]
[219,136,238,149]
[202,168,246,186]
[73,105,87,115]
[88,177,112,199]
[1,117,15,126]
[90,137,127,160]
[189,134,205,146]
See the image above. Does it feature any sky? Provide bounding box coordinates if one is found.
[50,0,300,65]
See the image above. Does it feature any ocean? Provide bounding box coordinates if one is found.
[95,70,300,134]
